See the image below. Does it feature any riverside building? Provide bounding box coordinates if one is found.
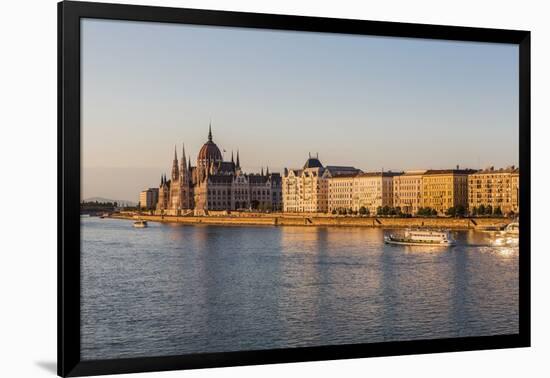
[352,172,400,214]
[421,168,475,215]
[283,154,359,213]
[392,170,426,215]
[139,188,159,210]
[152,125,282,214]
[328,171,401,214]
[468,166,520,215]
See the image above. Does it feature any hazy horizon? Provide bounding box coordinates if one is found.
[81,19,519,201]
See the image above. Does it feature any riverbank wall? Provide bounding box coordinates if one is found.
[111,213,511,229]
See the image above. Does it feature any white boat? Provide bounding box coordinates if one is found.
[384,229,456,246]
[133,220,148,228]
[493,236,519,247]
[502,221,519,236]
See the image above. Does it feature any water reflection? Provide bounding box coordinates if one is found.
[81,218,519,360]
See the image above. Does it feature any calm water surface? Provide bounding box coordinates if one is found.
[81,217,518,360]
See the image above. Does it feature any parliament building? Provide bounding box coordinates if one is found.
[155,125,282,215]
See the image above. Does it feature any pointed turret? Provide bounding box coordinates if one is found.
[266,166,270,176]
[208,122,213,142]
[261,167,264,176]
[171,145,179,181]
[180,143,187,175]
[231,151,234,164]
[236,150,240,169]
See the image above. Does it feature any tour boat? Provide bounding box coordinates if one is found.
[133,220,148,228]
[384,229,456,246]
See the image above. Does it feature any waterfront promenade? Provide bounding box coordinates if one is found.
[111,212,512,229]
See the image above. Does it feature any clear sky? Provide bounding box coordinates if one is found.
[81,18,519,202]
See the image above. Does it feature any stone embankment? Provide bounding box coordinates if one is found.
[112,212,511,229]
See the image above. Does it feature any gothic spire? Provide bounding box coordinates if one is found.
[181,143,187,171]
[208,121,212,142]
[171,145,179,180]
[236,150,240,169]
[231,150,234,164]
[266,166,270,175]
[261,167,264,176]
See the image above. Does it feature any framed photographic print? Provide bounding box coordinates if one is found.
[58,1,530,376]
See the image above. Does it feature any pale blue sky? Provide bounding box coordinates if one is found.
[81,18,518,201]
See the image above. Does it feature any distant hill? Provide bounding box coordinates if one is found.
[83,197,137,207]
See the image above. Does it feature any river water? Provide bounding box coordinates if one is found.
[80,217,519,360]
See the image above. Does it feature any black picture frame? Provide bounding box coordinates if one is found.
[58,1,531,376]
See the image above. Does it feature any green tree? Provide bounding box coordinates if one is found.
[478,205,486,215]
[331,209,337,215]
[486,205,493,215]
[359,206,367,215]
[455,205,466,217]
[445,207,456,216]
[494,206,503,216]
[472,206,478,216]
[431,208,438,216]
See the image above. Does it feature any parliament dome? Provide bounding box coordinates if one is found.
[197,125,223,163]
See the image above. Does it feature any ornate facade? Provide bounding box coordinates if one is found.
[283,155,359,213]
[155,125,282,214]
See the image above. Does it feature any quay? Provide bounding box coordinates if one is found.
[111,212,513,229]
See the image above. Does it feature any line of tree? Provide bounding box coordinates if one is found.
[80,200,118,209]
[416,207,438,217]
[445,205,466,217]
[471,205,503,216]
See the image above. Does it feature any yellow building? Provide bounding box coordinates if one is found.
[393,170,426,215]
[421,169,474,214]
[468,166,519,215]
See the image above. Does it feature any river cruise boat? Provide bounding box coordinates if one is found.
[133,220,148,228]
[384,229,456,246]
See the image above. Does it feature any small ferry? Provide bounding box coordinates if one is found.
[133,220,148,228]
[384,229,456,246]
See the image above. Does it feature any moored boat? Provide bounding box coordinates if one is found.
[384,229,456,246]
[502,221,519,236]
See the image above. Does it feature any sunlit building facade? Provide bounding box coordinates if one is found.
[468,166,520,215]
[393,170,426,215]
[352,172,400,214]
[153,125,282,214]
[283,155,359,213]
[421,168,475,214]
